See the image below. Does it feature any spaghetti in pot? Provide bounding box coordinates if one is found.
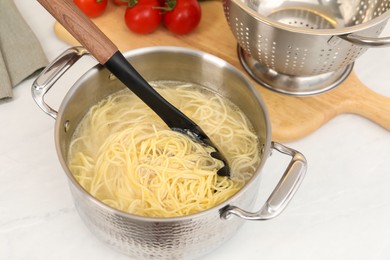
[67,81,260,218]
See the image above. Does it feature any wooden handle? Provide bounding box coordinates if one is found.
[38,0,117,64]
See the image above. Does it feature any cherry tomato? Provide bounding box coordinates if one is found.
[112,0,129,5]
[124,0,162,34]
[73,0,108,18]
[163,0,201,35]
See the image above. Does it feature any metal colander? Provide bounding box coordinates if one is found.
[223,0,390,95]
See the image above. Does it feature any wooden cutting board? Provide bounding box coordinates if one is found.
[54,1,390,142]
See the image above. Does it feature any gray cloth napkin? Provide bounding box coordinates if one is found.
[0,0,48,100]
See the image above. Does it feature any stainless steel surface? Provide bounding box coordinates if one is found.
[32,46,307,260]
[339,32,390,46]
[223,0,390,95]
[31,47,90,119]
[238,47,354,95]
[221,142,307,220]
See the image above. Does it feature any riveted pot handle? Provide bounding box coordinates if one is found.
[32,46,90,119]
[221,142,307,220]
[339,34,390,47]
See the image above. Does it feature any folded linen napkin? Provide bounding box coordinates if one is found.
[0,0,48,100]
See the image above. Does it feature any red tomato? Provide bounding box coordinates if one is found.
[113,0,129,5]
[124,0,162,34]
[163,0,201,35]
[73,0,108,18]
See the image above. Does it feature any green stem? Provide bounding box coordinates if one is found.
[155,0,176,11]
[128,0,138,7]
[165,0,176,10]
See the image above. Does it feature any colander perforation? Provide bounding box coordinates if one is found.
[351,0,390,25]
[223,0,390,94]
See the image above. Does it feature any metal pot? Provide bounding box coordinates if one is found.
[32,46,307,260]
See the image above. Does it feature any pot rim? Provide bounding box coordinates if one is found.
[55,46,273,222]
[229,0,390,36]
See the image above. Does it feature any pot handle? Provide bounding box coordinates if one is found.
[31,46,90,119]
[220,142,307,221]
[338,33,390,47]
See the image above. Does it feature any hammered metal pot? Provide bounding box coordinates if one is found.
[32,46,307,260]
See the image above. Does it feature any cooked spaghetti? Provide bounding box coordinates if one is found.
[67,81,260,217]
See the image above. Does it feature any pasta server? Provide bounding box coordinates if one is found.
[37,0,230,177]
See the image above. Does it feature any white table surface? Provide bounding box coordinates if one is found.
[1,1,390,259]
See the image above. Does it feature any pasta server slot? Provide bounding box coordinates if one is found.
[37,0,230,177]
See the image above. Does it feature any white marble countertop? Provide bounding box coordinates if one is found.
[1,1,390,259]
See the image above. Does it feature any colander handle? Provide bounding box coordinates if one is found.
[32,46,91,119]
[220,142,307,221]
[338,34,390,47]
